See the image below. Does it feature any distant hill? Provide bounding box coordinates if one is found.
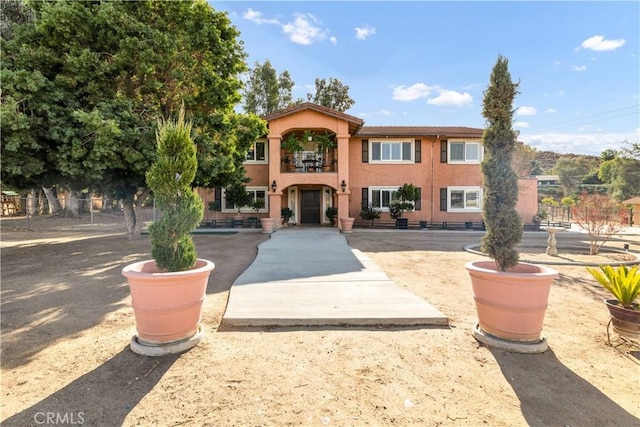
[533,150,600,174]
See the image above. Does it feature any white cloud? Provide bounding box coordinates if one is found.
[392,83,472,107]
[427,90,473,107]
[282,13,328,45]
[515,121,530,129]
[378,109,394,116]
[392,83,433,101]
[244,9,330,45]
[578,35,626,52]
[355,25,376,40]
[572,65,587,72]
[546,108,557,113]
[243,8,280,25]
[516,106,537,116]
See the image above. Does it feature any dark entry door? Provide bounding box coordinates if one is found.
[300,190,321,224]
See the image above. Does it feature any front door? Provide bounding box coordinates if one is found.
[300,190,321,224]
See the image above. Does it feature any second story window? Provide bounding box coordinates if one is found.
[448,141,481,164]
[371,140,413,163]
[245,140,267,164]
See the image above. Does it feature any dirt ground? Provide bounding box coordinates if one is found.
[1,211,639,426]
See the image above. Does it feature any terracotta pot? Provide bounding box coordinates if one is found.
[605,299,640,339]
[466,260,558,342]
[260,217,275,234]
[122,259,214,346]
[340,217,355,233]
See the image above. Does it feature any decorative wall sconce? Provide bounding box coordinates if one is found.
[341,180,347,192]
[271,180,277,192]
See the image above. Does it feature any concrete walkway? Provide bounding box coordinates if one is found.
[222,228,448,327]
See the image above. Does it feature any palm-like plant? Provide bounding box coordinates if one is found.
[586,265,640,309]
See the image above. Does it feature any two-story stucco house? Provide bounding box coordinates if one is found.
[200,102,537,230]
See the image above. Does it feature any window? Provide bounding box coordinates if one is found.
[222,187,268,212]
[370,140,413,163]
[245,140,267,163]
[448,187,482,211]
[448,141,481,163]
[369,187,399,211]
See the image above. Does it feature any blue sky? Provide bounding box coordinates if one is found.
[212,1,639,156]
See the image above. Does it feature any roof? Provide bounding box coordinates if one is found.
[356,126,483,138]
[622,196,640,204]
[263,102,364,135]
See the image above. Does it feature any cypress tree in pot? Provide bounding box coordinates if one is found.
[122,107,214,356]
[465,56,558,353]
[479,56,522,271]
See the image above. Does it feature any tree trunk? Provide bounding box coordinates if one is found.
[123,187,151,240]
[61,189,80,218]
[42,187,63,214]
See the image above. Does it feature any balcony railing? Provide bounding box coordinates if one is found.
[282,150,337,173]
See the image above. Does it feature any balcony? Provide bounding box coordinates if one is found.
[281,150,337,173]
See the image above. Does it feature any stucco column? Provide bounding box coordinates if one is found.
[267,134,282,223]
[268,192,282,228]
[336,133,351,230]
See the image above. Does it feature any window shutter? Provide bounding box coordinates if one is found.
[361,187,368,208]
[214,188,222,211]
[440,140,448,163]
[440,188,447,211]
[415,187,421,211]
[415,140,421,163]
[362,140,369,163]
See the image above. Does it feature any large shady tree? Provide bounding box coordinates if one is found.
[1,0,265,237]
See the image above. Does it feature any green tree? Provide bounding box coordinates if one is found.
[598,142,640,201]
[0,0,34,40]
[243,59,294,115]
[306,77,355,112]
[554,157,597,196]
[480,56,522,271]
[1,0,266,236]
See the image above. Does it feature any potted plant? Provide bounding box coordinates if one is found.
[360,204,381,227]
[121,108,215,356]
[465,56,558,353]
[315,131,336,171]
[389,183,420,230]
[281,134,303,172]
[586,265,640,339]
[325,206,338,225]
[281,207,293,226]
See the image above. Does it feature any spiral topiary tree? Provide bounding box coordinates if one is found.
[146,107,204,272]
[480,56,522,271]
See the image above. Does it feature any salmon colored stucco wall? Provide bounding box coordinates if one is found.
[196,106,539,226]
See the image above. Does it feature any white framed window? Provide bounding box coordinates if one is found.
[369,186,400,211]
[448,187,482,212]
[222,186,268,212]
[448,140,481,164]
[370,140,413,163]
[245,140,268,164]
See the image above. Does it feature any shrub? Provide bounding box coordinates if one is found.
[360,204,381,226]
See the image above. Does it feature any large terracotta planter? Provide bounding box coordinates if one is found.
[466,260,558,344]
[605,299,640,339]
[340,217,355,233]
[122,259,214,354]
[260,217,275,234]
